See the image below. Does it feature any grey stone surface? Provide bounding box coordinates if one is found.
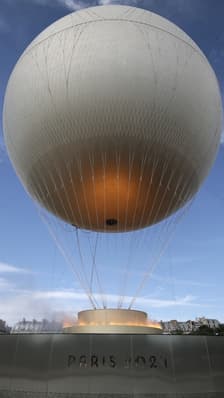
[0,335,224,396]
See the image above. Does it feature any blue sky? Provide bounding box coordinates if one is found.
[0,0,224,326]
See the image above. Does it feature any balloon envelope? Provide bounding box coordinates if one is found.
[3,5,222,232]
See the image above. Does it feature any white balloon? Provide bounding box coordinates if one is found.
[3,5,222,231]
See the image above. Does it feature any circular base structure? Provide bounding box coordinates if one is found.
[63,309,162,334]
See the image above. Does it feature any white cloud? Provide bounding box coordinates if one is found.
[0,262,32,274]
[58,0,140,9]
[31,289,199,309]
[98,0,139,5]
[1,259,206,325]
[124,293,203,309]
[152,274,215,288]
[0,293,51,325]
[0,277,14,289]
[27,0,141,11]
[0,286,209,326]
[33,289,85,299]
[98,0,112,4]
[57,0,90,10]
[30,0,93,11]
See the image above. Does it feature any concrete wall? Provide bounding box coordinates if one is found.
[0,334,223,397]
